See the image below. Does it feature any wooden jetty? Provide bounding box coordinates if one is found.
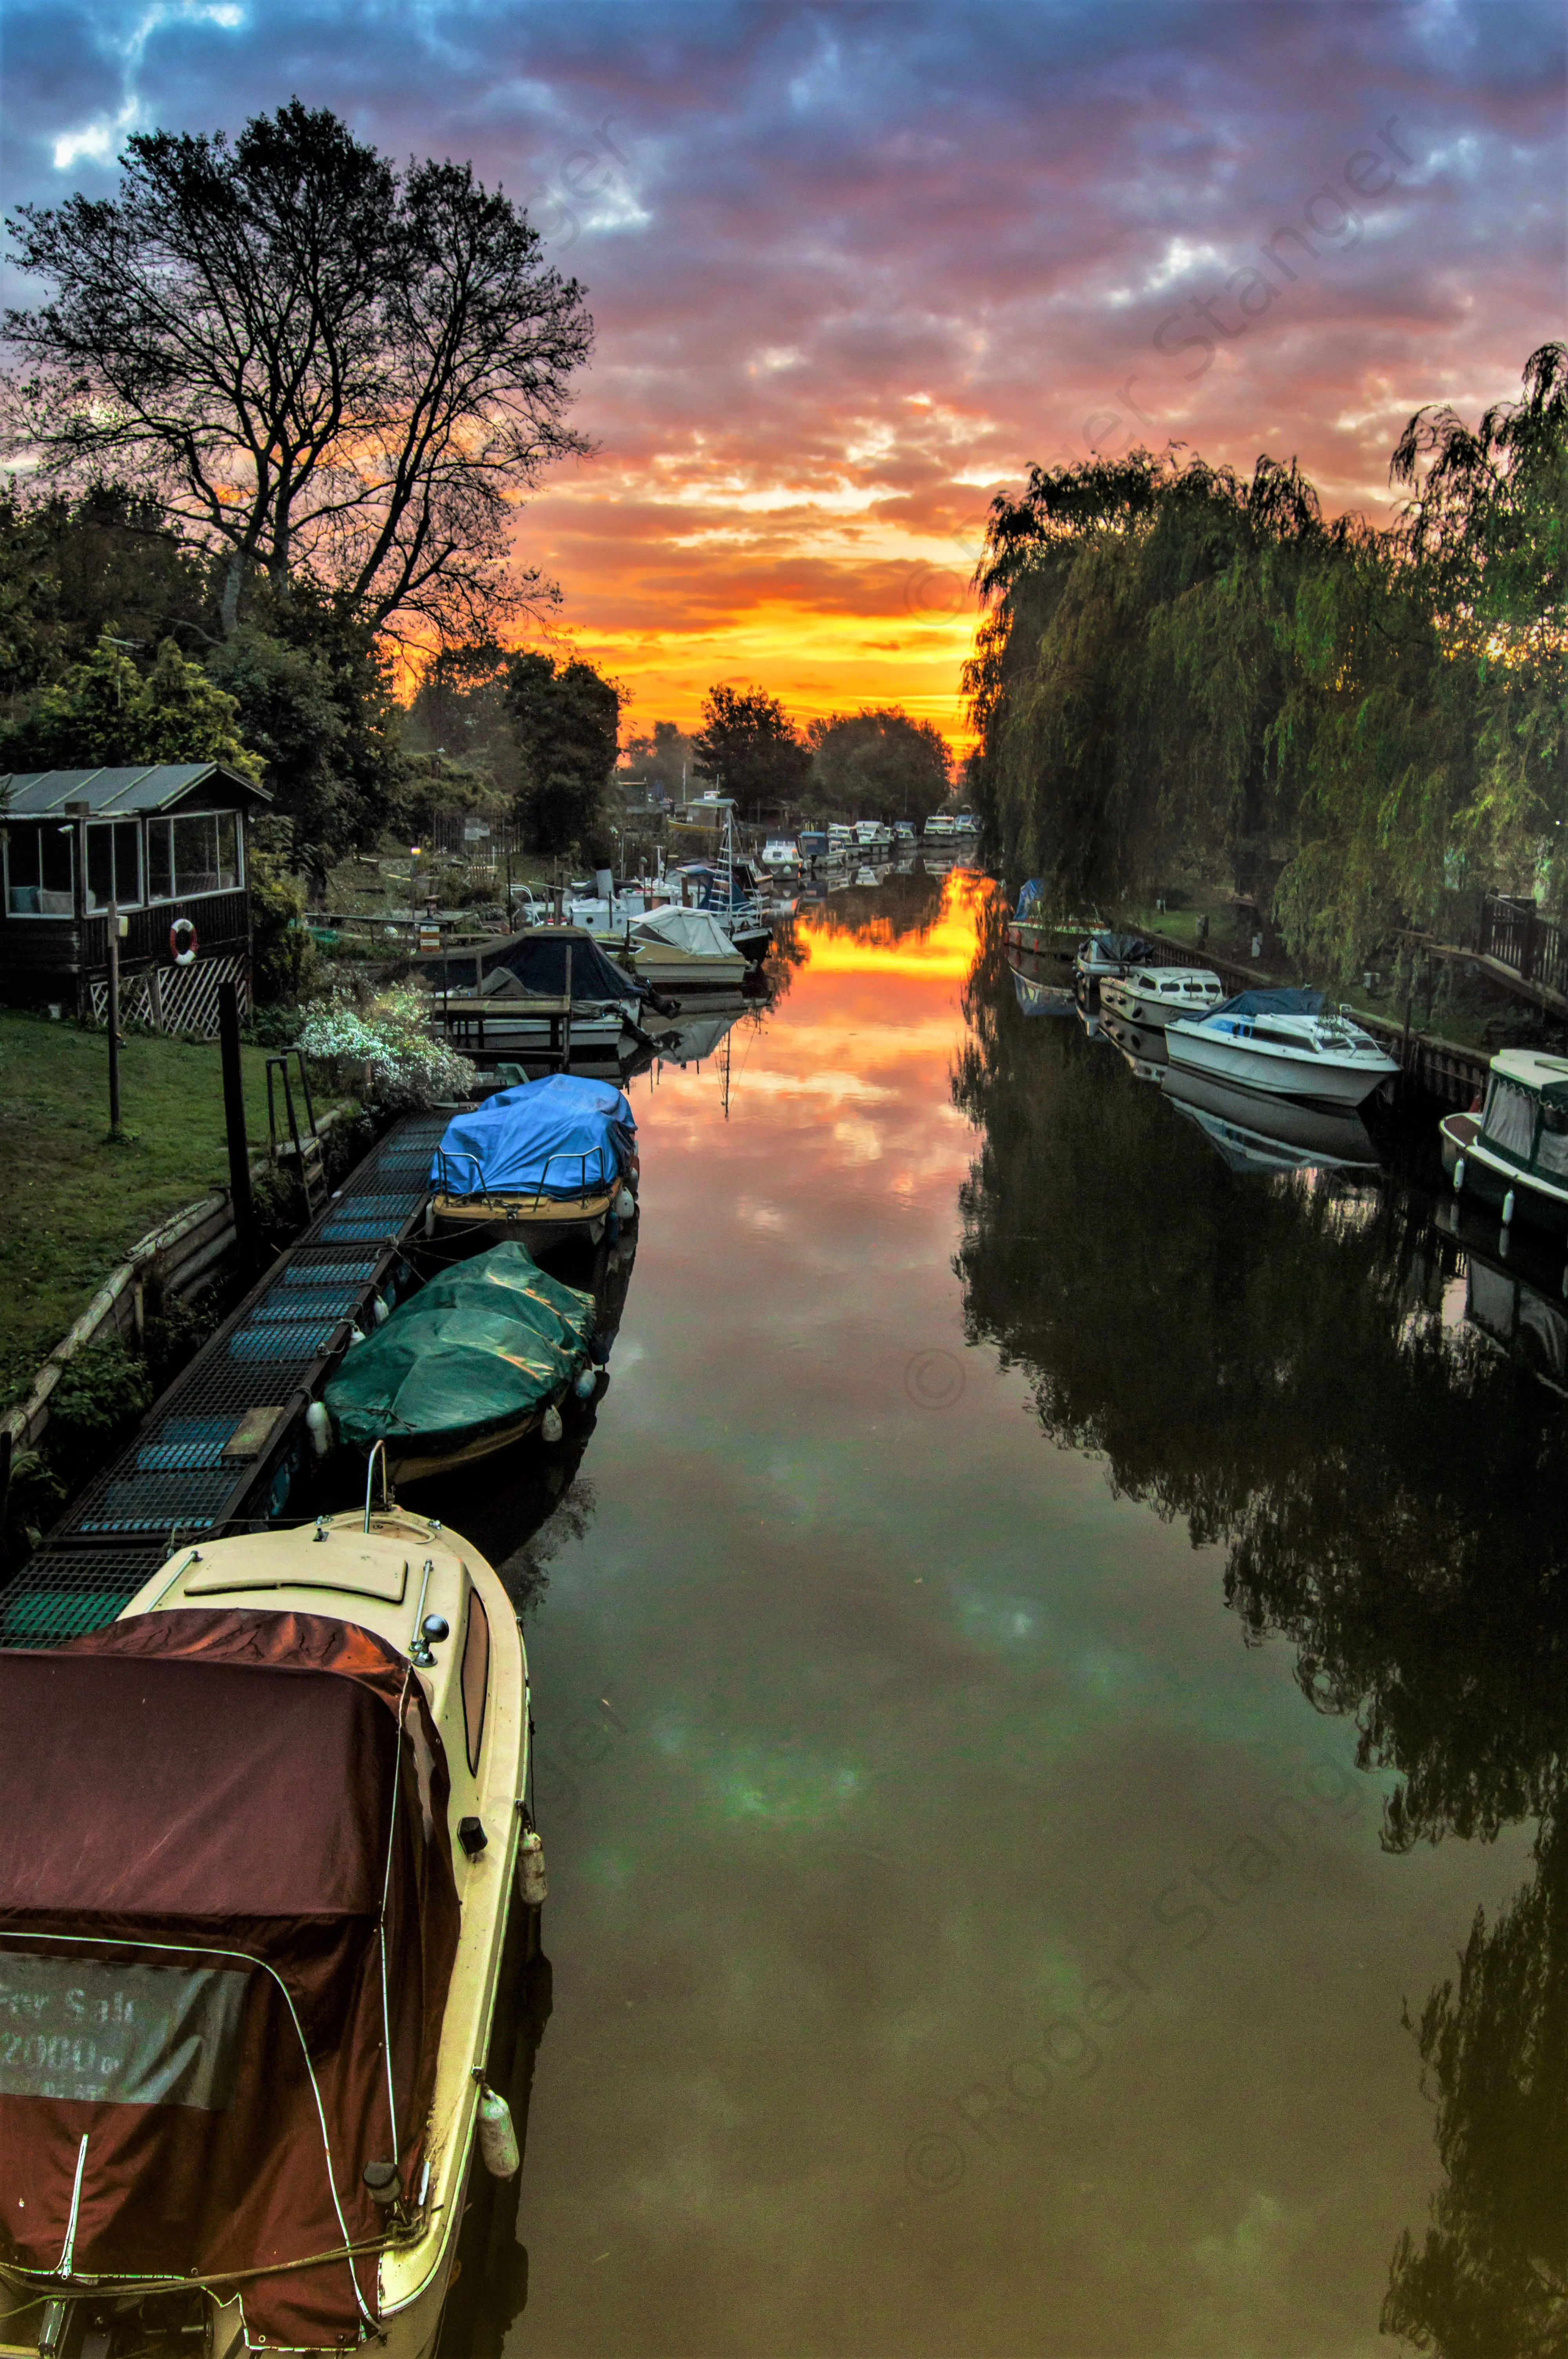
[0,1110,447,1650]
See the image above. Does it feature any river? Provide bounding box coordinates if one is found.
[443,869,1565,2357]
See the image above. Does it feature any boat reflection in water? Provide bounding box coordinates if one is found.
[1098,1007,1166,1081]
[1434,1194,1568,1398]
[1009,963,1074,1018]
[1162,1063,1382,1176]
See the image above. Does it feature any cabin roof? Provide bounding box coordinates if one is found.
[0,761,270,816]
[1493,1049,1568,1091]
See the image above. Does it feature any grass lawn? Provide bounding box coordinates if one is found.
[0,1010,280,1403]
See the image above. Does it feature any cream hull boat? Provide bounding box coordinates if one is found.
[116,1510,532,2359]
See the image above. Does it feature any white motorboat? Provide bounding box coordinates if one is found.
[759,837,801,875]
[1099,965,1224,1028]
[1164,988,1399,1108]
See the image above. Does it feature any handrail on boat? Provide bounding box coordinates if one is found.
[363,1441,391,1530]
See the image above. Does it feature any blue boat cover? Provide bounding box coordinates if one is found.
[1015,879,1044,917]
[432,1073,636,1199]
[1205,987,1325,1022]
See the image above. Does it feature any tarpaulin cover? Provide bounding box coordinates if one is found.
[431,1073,635,1199]
[325,1241,595,1452]
[630,905,741,959]
[421,928,642,1000]
[0,1609,458,2353]
[1014,880,1044,917]
[1205,987,1326,1021]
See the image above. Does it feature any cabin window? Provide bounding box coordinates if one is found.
[1536,1103,1568,1178]
[461,1587,490,1775]
[4,820,75,916]
[86,820,143,911]
[1481,1075,1537,1162]
[145,812,243,901]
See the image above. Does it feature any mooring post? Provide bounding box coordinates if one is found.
[106,898,123,1137]
[218,979,255,1261]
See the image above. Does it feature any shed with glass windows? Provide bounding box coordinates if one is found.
[0,762,270,1031]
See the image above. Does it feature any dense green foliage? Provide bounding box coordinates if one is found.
[621,720,694,798]
[0,630,258,775]
[804,706,951,822]
[691,683,812,810]
[503,650,621,856]
[966,346,1567,973]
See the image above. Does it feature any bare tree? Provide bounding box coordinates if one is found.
[4,101,593,640]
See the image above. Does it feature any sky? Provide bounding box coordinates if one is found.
[2,0,1564,754]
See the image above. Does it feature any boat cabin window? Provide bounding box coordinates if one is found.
[4,820,75,916]
[1536,1100,1568,1178]
[461,1587,490,1775]
[1482,1075,1538,1162]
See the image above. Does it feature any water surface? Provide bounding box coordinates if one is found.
[448,874,1563,2357]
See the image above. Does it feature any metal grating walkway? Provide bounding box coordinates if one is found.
[0,1112,445,1649]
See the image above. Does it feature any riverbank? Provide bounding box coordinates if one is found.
[0,1010,278,1401]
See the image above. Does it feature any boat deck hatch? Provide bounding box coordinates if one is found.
[184,1549,410,1603]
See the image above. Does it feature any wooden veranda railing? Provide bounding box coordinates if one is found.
[1477,896,1568,1001]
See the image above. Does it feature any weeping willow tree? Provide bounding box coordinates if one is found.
[965,345,1566,974]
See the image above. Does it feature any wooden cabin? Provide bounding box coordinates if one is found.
[0,763,272,1033]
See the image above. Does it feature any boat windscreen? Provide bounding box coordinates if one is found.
[1205,987,1325,1021]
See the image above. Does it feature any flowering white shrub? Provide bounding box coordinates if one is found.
[299,985,477,1109]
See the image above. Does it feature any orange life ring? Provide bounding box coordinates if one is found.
[169,916,199,965]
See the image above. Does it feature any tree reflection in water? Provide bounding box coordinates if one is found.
[954,901,1568,2354]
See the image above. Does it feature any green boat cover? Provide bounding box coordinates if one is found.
[325,1241,595,1451]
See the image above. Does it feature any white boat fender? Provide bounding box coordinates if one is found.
[573,1365,597,1400]
[518,1830,548,1908]
[372,1293,390,1326]
[542,1405,563,1444]
[347,1323,366,1348]
[423,1201,436,1238]
[305,1401,333,1458]
[615,1186,635,1221]
[1502,1188,1516,1227]
[1453,1156,1466,1192]
[477,2087,520,2179]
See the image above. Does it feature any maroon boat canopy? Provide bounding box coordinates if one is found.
[0,1610,459,2352]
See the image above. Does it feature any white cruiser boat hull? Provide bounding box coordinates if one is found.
[1165,1019,1397,1107]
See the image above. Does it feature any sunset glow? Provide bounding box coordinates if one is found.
[795,872,991,981]
[4,7,1557,753]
